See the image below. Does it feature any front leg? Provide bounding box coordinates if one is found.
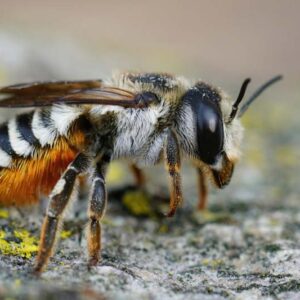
[164,131,183,217]
[197,167,208,210]
[34,153,90,274]
[87,153,111,267]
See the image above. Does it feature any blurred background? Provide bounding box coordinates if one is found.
[0,1,300,298]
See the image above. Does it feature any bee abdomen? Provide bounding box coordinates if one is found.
[0,106,86,206]
[0,123,14,167]
[31,108,57,147]
[0,106,83,168]
[0,111,41,166]
[17,111,41,146]
[8,112,38,158]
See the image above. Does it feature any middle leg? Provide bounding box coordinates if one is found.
[164,131,183,217]
[87,153,111,267]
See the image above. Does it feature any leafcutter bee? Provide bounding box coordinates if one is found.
[0,72,282,273]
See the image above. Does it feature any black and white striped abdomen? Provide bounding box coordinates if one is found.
[0,106,83,168]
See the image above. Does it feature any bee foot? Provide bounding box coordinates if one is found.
[31,266,42,277]
[87,257,100,270]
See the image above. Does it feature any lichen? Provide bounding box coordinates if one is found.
[122,190,155,217]
[194,210,233,224]
[106,162,126,184]
[202,258,225,269]
[0,209,9,219]
[14,279,22,287]
[60,230,72,239]
[0,229,38,258]
[158,224,169,233]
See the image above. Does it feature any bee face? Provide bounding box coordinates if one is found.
[177,82,245,188]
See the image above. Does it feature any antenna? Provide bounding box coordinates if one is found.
[227,78,251,123]
[238,75,283,117]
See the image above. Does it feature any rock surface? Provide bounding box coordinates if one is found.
[1,168,300,300]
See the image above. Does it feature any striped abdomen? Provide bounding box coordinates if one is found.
[0,106,88,206]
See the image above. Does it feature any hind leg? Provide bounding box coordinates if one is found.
[164,131,182,217]
[34,153,90,274]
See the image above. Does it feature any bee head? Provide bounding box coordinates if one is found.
[176,79,251,188]
[176,75,282,188]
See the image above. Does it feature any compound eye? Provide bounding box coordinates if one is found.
[196,101,224,165]
[182,84,224,165]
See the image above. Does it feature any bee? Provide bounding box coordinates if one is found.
[0,72,282,273]
[128,75,283,211]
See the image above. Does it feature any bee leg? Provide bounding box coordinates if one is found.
[87,154,110,267]
[197,168,208,210]
[34,153,90,274]
[164,131,182,217]
[130,163,146,188]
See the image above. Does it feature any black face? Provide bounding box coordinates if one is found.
[182,83,224,165]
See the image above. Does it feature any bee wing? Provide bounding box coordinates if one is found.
[0,80,103,95]
[0,80,153,108]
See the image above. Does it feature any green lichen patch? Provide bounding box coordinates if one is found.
[0,229,38,259]
[60,230,72,240]
[0,209,9,219]
[193,210,235,224]
[106,162,126,184]
[122,190,156,218]
[201,258,225,269]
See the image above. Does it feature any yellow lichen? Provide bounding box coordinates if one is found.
[106,162,125,184]
[0,239,10,253]
[195,210,231,223]
[14,279,22,287]
[158,224,169,233]
[122,190,154,217]
[0,229,38,258]
[202,258,224,268]
[0,209,9,219]
[60,230,72,239]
